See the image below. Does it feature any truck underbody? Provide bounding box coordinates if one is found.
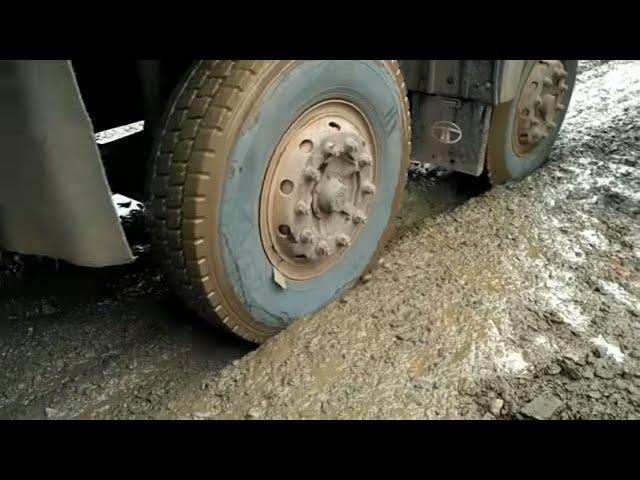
[0,60,527,267]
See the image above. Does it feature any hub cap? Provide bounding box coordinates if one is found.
[513,60,569,156]
[260,100,377,281]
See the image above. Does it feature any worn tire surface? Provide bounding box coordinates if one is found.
[147,60,411,343]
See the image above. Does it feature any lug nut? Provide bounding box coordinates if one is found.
[316,240,331,256]
[303,167,320,182]
[361,182,376,195]
[352,210,367,224]
[358,154,372,167]
[295,200,310,216]
[336,234,351,248]
[323,141,336,155]
[299,228,315,244]
[345,137,360,152]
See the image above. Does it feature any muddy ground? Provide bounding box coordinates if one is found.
[1,60,639,420]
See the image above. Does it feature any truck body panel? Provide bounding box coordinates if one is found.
[0,60,133,267]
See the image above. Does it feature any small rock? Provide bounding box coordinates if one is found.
[582,367,595,379]
[544,311,564,324]
[562,351,586,366]
[519,333,534,343]
[594,360,614,379]
[520,395,564,420]
[565,383,580,392]
[587,391,602,399]
[489,398,504,416]
[246,407,262,419]
[627,385,640,397]
[481,412,495,421]
[45,407,60,419]
[614,379,627,390]
[361,274,372,284]
[395,331,415,342]
[193,411,213,420]
[547,363,562,375]
[41,303,56,315]
[412,379,432,390]
[559,360,582,380]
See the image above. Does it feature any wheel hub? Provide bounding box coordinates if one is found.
[514,60,569,156]
[260,100,377,281]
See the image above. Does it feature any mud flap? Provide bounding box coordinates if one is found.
[411,92,492,176]
[0,60,134,267]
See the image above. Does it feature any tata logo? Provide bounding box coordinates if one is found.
[431,120,463,145]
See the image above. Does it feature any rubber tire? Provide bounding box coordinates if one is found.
[147,60,411,343]
[486,60,578,184]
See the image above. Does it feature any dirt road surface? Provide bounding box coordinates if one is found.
[1,60,639,420]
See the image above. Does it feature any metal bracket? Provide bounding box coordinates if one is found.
[410,92,492,176]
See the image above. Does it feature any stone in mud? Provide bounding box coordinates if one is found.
[489,398,504,416]
[544,311,564,324]
[565,383,580,392]
[41,302,57,315]
[457,378,479,396]
[547,363,562,375]
[562,351,586,366]
[520,395,564,420]
[193,411,213,420]
[45,407,60,419]
[559,360,582,380]
[594,360,615,379]
[614,379,627,391]
[395,331,415,342]
[246,407,263,419]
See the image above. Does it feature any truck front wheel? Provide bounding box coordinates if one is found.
[147,60,411,343]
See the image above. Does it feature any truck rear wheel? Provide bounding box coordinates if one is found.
[486,60,578,184]
[147,60,411,343]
